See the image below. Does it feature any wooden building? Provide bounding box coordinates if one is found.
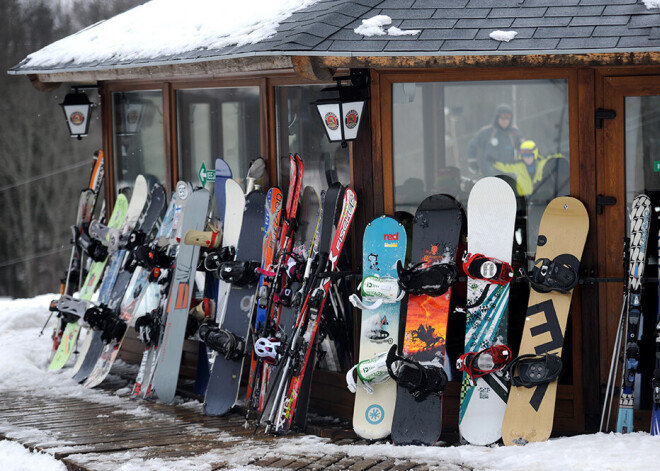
[9,0,660,436]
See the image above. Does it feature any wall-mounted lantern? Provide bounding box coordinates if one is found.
[313,69,369,148]
[59,86,95,140]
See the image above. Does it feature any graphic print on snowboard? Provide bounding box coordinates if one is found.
[502,196,588,446]
[390,194,463,446]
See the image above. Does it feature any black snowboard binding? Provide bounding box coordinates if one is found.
[218,260,261,286]
[134,309,161,347]
[396,260,458,297]
[505,353,563,388]
[456,344,512,386]
[203,246,236,273]
[83,305,112,331]
[385,344,448,400]
[198,324,245,361]
[100,317,127,345]
[520,253,580,294]
[77,228,108,262]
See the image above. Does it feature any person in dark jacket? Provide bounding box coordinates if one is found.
[467,104,523,177]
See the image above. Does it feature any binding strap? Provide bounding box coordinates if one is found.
[385,345,448,399]
[456,344,512,386]
[520,254,580,294]
[505,353,563,388]
[462,252,514,285]
[397,260,458,297]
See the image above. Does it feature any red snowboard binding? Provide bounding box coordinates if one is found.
[456,344,513,386]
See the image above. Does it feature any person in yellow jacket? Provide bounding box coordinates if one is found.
[492,140,565,197]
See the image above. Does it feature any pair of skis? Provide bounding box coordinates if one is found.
[260,183,357,434]
[601,194,652,434]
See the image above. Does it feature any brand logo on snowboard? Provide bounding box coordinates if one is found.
[365,404,385,424]
[384,232,399,247]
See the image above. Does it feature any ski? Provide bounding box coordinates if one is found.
[616,194,651,433]
[267,184,355,435]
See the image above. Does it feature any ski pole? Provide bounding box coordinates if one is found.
[600,294,627,432]
[39,311,55,337]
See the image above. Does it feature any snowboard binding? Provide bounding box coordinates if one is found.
[77,229,108,262]
[203,246,235,272]
[83,305,112,331]
[198,324,246,361]
[349,274,405,311]
[218,260,261,286]
[505,353,563,388]
[100,318,127,344]
[456,344,512,386]
[385,345,448,399]
[396,260,458,297]
[134,309,161,347]
[462,252,514,285]
[346,349,391,394]
[520,253,580,294]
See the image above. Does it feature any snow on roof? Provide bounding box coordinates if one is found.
[19,0,320,70]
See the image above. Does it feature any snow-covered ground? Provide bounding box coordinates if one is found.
[1,295,660,471]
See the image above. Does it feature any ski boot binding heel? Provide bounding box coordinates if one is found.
[505,353,563,388]
[397,260,458,297]
[462,252,514,285]
[385,345,448,400]
[456,344,512,386]
[135,310,161,346]
[345,350,391,394]
[521,253,580,294]
[198,324,245,361]
[254,337,282,365]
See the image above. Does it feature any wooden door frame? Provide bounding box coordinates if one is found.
[598,75,660,430]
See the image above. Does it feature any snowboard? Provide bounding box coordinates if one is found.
[81,184,169,388]
[616,194,651,433]
[131,183,191,399]
[151,186,211,404]
[51,150,105,359]
[502,196,588,446]
[70,175,150,380]
[390,194,463,446]
[350,215,407,440]
[49,193,129,371]
[203,190,265,416]
[459,177,516,445]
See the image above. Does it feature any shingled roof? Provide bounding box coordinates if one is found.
[9,0,660,79]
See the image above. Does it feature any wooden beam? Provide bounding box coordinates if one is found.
[291,56,335,81]
[26,74,60,91]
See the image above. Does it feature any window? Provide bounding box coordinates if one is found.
[112,90,166,191]
[274,85,349,191]
[176,87,260,185]
[392,79,570,256]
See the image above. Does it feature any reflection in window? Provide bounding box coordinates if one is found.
[177,87,260,186]
[112,90,166,191]
[274,85,349,191]
[392,79,570,256]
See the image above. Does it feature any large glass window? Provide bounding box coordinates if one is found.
[392,79,570,257]
[177,87,260,186]
[275,85,350,191]
[112,90,166,191]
